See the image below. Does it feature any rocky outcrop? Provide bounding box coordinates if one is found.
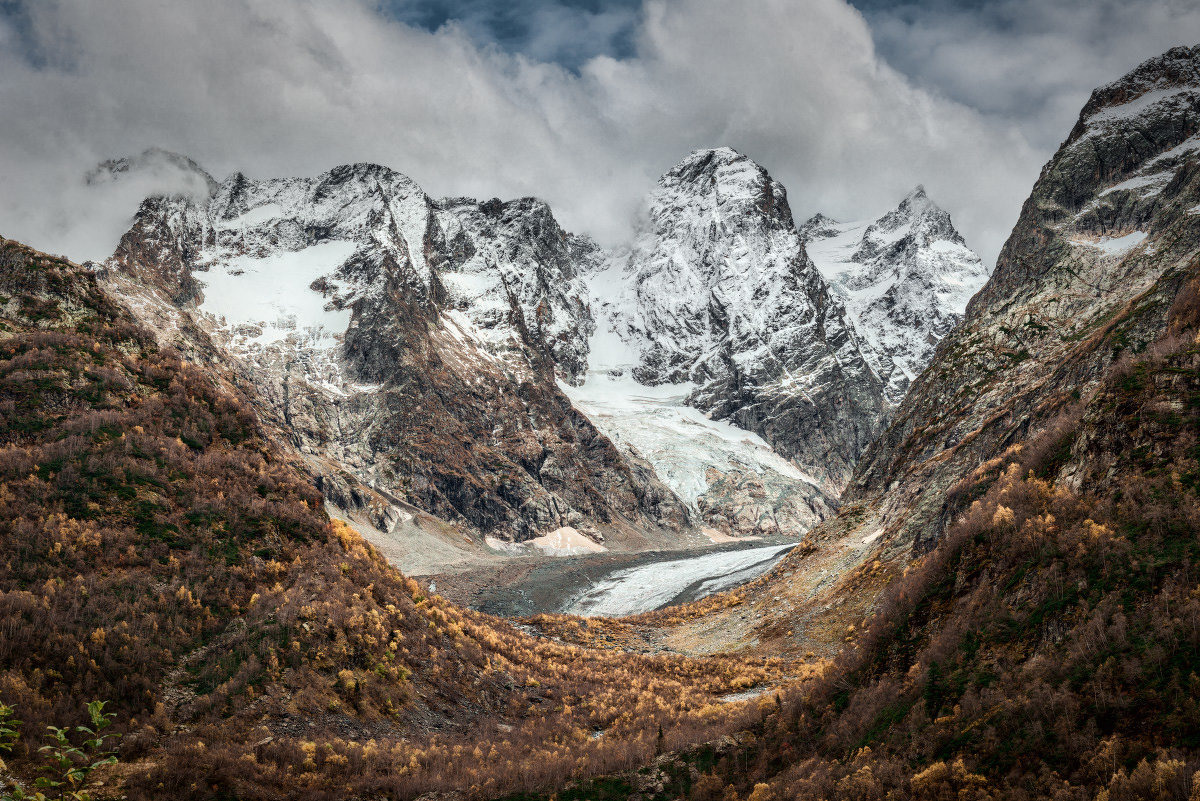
[435,196,599,382]
[849,44,1200,551]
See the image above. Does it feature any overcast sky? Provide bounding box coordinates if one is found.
[1,0,1198,266]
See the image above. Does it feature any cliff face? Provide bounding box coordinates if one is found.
[850,44,1200,550]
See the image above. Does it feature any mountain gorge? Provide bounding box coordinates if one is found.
[6,39,1199,801]
[0,236,796,800]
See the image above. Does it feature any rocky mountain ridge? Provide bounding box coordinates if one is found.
[639,42,1200,667]
[800,185,990,404]
[97,145,988,559]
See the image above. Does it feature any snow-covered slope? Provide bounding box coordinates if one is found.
[559,371,835,537]
[124,165,595,382]
[800,188,989,402]
[100,145,987,561]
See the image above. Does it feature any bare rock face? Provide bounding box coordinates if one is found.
[592,147,888,491]
[434,196,599,382]
[849,44,1200,551]
[103,160,688,545]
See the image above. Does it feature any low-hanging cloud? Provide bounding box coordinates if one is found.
[861,0,1200,154]
[0,0,1193,267]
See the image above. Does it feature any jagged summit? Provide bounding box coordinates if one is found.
[94,143,988,551]
[665,146,750,179]
[588,148,888,492]
[802,186,988,403]
[87,146,219,196]
[646,147,795,237]
[798,211,840,236]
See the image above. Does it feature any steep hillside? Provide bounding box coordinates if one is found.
[851,44,1200,553]
[513,42,1200,801]
[590,305,1200,800]
[0,236,799,800]
[649,47,1200,663]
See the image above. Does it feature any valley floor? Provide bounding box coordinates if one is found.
[420,536,795,620]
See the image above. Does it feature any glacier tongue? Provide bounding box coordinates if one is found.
[566,253,835,537]
[560,372,819,509]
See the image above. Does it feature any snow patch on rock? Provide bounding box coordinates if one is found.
[1069,231,1148,257]
[526,527,607,556]
[196,239,357,347]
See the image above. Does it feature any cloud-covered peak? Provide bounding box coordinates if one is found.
[652,146,794,232]
[87,147,217,197]
[4,0,1197,269]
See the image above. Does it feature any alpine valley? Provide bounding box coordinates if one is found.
[1,38,1199,801]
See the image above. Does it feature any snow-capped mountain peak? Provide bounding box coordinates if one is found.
[802,187,989,402]
[587,148,888,493]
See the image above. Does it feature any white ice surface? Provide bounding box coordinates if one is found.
[561,373,813,507]
[567,262,820,507]
[197,240,357,346]
[219,203,283,228]
[565,541,796,617]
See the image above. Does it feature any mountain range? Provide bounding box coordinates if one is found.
[92,141,986,565]
[2,40,1198,801]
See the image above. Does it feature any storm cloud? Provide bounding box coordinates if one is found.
[0,0,1197,265]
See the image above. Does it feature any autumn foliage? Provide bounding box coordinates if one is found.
[0,239,794,799]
